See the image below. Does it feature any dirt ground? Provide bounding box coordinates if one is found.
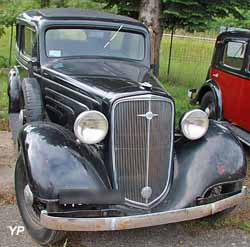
[0,131,16,204]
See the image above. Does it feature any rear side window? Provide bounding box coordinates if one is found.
[223,41,247,70]
[16,24,20,49]
[22,26,37,57]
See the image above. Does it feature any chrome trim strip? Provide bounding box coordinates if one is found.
[145,98,151,204]
[111,94,175,208]
[45,87,89,111]
[236,136,250,147]
[40,187,247,232]
[41,72,99,105]
[202,179,244,198]
[41,67,100,105]
[45,96,75,115]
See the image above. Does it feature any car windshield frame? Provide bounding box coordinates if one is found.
[44,27,146,62]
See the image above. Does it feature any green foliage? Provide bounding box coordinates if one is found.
[162,0,250,31]
[0,0,114,39]
[0,0,39,26]
[47,0,108,10]
[211,9,250,30]
[0,0,40,38]
[97,0,250,31]
[0,72,8,121]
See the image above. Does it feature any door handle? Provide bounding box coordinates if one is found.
[212,73,219,78]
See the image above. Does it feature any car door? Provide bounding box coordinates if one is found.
[239,46,250,131]
[210,39,249,130]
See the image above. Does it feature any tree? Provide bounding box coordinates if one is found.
[41,0,50,8]
[98,0,250,76]
[211,9,250,30]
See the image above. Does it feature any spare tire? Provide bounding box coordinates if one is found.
[21,78,44,122]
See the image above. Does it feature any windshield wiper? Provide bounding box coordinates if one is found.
[104,24,124,48]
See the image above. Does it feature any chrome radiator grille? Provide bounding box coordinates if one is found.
[112,95,174,207]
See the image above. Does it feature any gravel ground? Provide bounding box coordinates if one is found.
[0,132,16,204]
[0,131,250,247]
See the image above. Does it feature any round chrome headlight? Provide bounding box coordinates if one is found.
[180,109,209,140]
[74,111,108,144]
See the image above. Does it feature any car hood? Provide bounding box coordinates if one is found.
[43,59,169,105]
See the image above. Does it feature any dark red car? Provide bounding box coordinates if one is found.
[189,30,250,146]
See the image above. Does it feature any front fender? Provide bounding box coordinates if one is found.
[18,122,111,200]
[160,121,246,211]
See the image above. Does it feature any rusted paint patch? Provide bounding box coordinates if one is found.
[217,164,225,175]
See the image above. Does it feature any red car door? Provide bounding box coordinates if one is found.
[239,58,250,131]
[210,39,250,131]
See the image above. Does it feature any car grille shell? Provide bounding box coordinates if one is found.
[111,95,174,208]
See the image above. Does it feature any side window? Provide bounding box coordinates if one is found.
[222,41,247,70]
[16,24,20,50]
[21,26,37,58]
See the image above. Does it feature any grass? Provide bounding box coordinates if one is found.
[0,28,14,129]
[0,72,8,129]
[0,28,15,68]
[159,35,214,84]
[182,209,250,234]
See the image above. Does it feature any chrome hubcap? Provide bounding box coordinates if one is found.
[19,109,25,124]
[24,184,34,206]
[205,106,211,116]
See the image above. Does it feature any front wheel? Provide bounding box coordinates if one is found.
[15,155,66,246]
[200,91,218,120]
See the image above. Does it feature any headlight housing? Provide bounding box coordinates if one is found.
[74,111,108,144]
[180,109,209,140]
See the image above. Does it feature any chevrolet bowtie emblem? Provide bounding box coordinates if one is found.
[137,111,158,120]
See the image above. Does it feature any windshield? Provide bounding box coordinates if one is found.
[45,28,145,61]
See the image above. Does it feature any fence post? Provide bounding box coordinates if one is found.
[9,24,14,67]
[167,26,174,81]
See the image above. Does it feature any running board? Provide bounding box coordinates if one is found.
[221,122,250,147]
[9,113,22,143]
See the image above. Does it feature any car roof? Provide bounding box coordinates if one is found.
[217,30,250,41]
[18,8,145,28]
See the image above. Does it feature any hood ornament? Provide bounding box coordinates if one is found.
[140,82,152,90]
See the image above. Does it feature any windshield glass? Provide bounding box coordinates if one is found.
[45,28,145,61]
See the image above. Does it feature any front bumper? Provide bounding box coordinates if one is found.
[40,186,247,232]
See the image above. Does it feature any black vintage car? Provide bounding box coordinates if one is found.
[8,9,247,245]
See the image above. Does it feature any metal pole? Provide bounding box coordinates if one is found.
[9,24,14,67]
[167,26,174,81]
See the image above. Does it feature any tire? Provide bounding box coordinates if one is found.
[200,91,218,120]
[15,155,66,246]
[21,78,44,122]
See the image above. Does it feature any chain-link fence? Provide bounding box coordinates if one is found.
[0,27,13,128]
[160,31,217,87]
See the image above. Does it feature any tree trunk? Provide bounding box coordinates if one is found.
[139,0,163,77]
[41,0,50,8]
[56,0,65,7]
